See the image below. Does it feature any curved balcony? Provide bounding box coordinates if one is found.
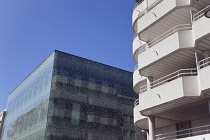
[132,0,191,41]
[132,35,146,62]
[132,0,164,33]
[134,99,148,129]
[136,24,194,75]
[138,24,192,55]
[193,5,210,51]
[133,66,147,94]
[132,0,147,26]
[138,68,199,115]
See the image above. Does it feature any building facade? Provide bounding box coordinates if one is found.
[1,50,146,140]
[132,0,210,140]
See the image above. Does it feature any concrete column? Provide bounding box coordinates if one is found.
[148,116,156,140]
[147,77,153,90]
[147,131,149,140]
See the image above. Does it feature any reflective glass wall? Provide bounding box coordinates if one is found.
[1,53,54,140]
[45,51,145,140]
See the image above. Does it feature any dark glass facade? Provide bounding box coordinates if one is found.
[1,51,146,140]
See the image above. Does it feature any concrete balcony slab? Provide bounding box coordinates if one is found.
[139,76,199,115]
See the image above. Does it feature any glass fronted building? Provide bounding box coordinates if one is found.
[1,50,146,140]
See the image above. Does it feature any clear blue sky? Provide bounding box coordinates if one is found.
[0,0,136,111]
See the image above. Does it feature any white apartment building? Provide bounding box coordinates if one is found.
[132,0,210,140]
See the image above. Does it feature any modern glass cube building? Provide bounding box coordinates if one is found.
[1,50,146,140]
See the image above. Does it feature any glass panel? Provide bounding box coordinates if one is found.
[71,103,80,125]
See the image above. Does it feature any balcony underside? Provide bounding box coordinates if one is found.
[155,99,209,127]
[199,65,210,97]
[192,0,210,11]
[196,35,210,51]
[195,33,210,51]
[135,8,191,42]
[139,49,197,80]
[135,116,178,130]
[133,77,146,94]
[141,96,203,116]
[136,99,209,130]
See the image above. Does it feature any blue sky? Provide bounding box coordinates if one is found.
[0,0,136,111]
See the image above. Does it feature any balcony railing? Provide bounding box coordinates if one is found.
[156,124,210,140]
[134,99,139,107]
[134,0,163,19]
[137,44,147,55]
[148,24,192,47]
[193,5,210,21]
[199,57,210,69]
[136,24,192,56]
[133,34,147,55]
[140,68,197,93]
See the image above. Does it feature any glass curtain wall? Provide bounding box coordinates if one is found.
[1,53,54,140]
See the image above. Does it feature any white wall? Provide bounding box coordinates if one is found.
[139,76,199,112]
[132,0,148,24]
[193,16,210,41]
[138,30,193,70]
[198,66,210,95]
[183,76,199,96]
[136,0,176,33]
[179,30,194,48]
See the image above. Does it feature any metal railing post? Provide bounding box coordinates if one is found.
[178,71,179,78]
[139,68,197,94]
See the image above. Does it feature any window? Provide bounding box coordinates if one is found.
[71,103,80,125]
